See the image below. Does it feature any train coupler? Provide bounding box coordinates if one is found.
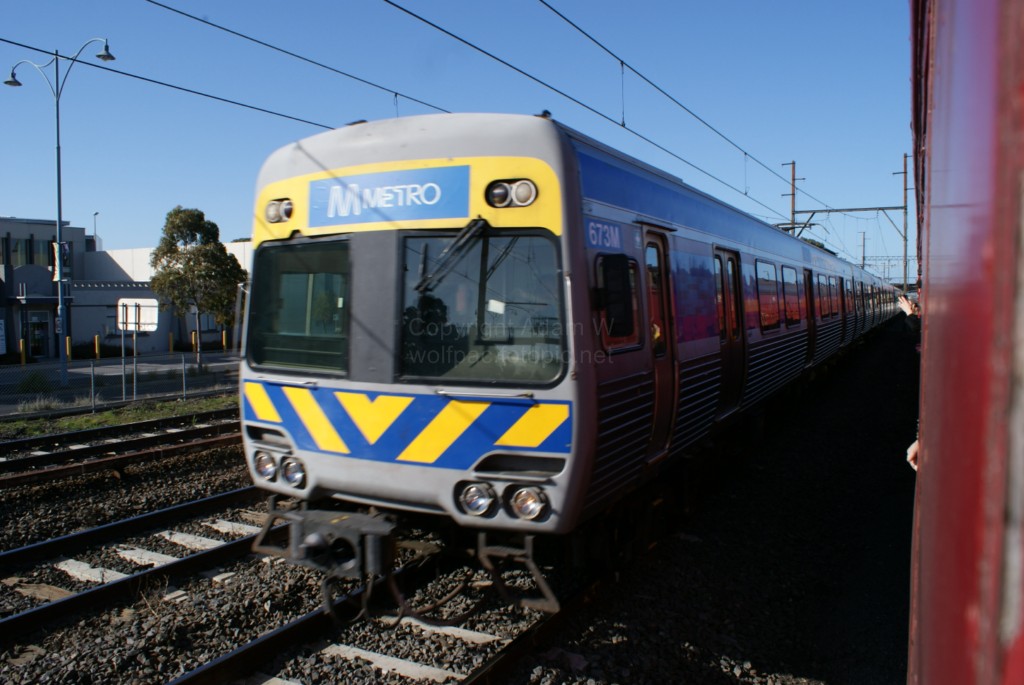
[252,496,396,579]
[477,532,560,614]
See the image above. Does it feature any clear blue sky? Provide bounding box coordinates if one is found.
[2,0,914,279]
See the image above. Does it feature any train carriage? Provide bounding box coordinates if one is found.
[240,112,894,604]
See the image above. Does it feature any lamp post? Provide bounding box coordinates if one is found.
[93,211,99,238]
[5,39,116,384]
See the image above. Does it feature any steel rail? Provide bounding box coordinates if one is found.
[0,533,260,647]
[0,486,259,566]
[0,422,240,474]
[0,407,238,454]
[0,433,240,488]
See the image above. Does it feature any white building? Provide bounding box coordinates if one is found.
[0,216,251,360]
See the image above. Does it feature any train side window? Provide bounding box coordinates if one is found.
[755,260,780,331]
[596,253,640,349]
[817,274,831,318]
[726,257,741,339]
[781,266,800,326]
[645,243,668,356]
[845,279,855,313]
[828,276,839,317]
[714,256,726,341]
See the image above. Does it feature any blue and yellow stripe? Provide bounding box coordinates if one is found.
[242,381,572,469]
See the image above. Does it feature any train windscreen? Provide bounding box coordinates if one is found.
[400,230,564,383]
[246,240,351,373]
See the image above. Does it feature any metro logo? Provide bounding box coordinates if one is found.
[309,166,469,227]
[327,182,442,217]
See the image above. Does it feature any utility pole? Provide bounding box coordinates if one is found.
[860,232,867,268]
[893,153,910,290]
[792,154,911,279]
[780,161,804,231]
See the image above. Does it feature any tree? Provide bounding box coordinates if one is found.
[150,206,247,362]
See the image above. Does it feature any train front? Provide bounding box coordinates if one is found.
[239,114,587,588]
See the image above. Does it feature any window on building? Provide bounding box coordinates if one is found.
[32,238,51,267]
[10,238,28,267]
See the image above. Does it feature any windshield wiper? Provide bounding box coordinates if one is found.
[414,217,488,293]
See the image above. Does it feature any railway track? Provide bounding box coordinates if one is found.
[1,448,606,685]
[0,408,242,500]
[0,407,621,683]
[1,494,578,684]
[0,487,264,640]
[1,407,238,467]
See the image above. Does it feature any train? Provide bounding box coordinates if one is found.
[907,0,1024,683]
[239,112,897,611]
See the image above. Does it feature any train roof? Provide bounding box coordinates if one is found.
[255,112,888,286]
[256,112,567,190]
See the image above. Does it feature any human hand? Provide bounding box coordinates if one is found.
[906,439,919,471]
[898,296,919,317]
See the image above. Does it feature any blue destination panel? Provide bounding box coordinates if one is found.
[309,166,470,227]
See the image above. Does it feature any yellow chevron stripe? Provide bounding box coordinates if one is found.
[243,382,282,423]
[397,400,489,463]
[335,392,413,445]
[494,403,570,448]
[282,386,349,454]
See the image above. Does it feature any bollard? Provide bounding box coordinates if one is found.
[94,335,101,360]
[66,336,72,361]
[90,361,96,413]
[182,354,187,400]
[222,329,227,351]
[19,339,25,365]
[168,332,174,353]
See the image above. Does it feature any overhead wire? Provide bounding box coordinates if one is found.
[377,0,786,220]
[9,3,868,229]
[136,0,787,220]
[141,0,449,115]
[0,36,334,130]
[137,0,823,222]
[535,0,879,221]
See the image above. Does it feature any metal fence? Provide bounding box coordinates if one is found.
[0,352,239,415]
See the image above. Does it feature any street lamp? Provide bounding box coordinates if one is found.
[93,211,99,238]
[5,39,116,384]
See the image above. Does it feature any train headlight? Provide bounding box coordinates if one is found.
[458,483,496,517]
[281,458,307,488]
[485,180,537,208]
[265,198,293,223]
[509,486,548,521]
[253,451,277,481]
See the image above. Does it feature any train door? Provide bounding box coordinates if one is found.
[644,233,675,454]
[842,278,853,343]
[803,269,816,364]
[713,248,744,416]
